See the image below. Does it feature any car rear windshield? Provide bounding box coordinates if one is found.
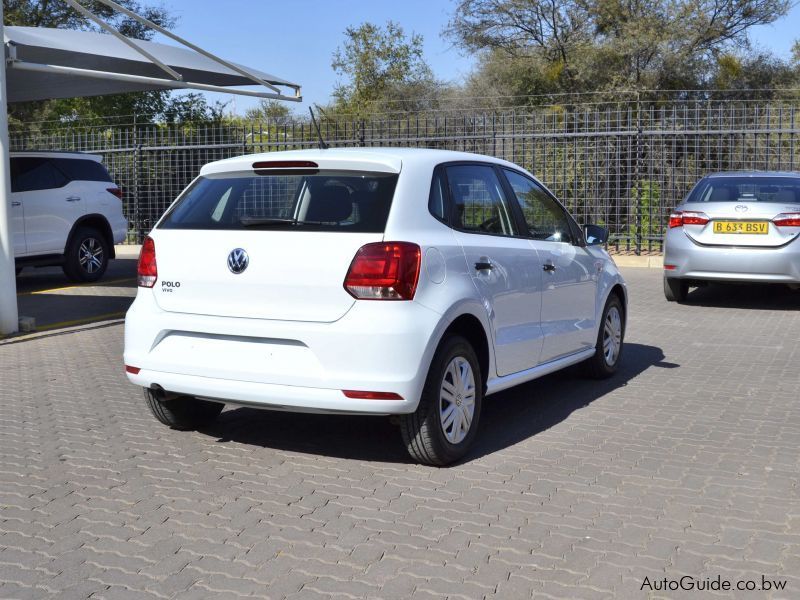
[688,177,800,204]
[158,171,399,232]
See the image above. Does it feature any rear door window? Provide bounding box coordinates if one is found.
[159,171,399,233]
[52,158,113,183]
[444,164,518,236]
[10,157,67,192]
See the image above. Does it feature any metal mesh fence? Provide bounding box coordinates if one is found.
[11,100,800,252]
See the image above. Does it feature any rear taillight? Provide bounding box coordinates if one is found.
[668,211,710,228]
[137,236,157,288]
[107,187,123,199]
[773,213,800,227]
[344,242,421,300]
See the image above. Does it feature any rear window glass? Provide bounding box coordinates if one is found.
[688,177,800,203]
[10,157,67,192]
[52,158,113,183]
[159,171,399,232]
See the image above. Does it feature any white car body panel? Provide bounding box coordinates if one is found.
[125,148,627,415]
[18,179,87,254]
[11,151,128,259]
[10,199,26,255]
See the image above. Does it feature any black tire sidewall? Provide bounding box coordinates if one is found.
[65,227,109,282]
[417,336,483,465]
[593,295,625,376]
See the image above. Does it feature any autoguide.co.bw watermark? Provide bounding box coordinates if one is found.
[641,574,787,592]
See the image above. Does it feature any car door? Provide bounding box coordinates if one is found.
[442,164,545,376]
[8,162,27,255]
[11,157,83,255]
[501,169,598,364]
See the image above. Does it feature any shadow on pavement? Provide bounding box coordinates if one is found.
[15,259,137,331]
[200,342,670,465]
[684,281,800,310]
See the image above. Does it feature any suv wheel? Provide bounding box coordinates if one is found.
[63,227,109,282]
[144,389,224,430]
[663,276,688,302]
[583,294,625,379]
[400,335,482,466]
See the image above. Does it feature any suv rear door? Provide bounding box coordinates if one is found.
[11,156,85,254]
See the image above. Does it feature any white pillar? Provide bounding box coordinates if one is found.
[0,4,19,335]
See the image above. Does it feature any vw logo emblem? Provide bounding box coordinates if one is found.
[227,248,249,274]
[735,205,748,213]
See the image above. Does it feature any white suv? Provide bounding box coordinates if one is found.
[11,151,128,281]
[124,148,627,465]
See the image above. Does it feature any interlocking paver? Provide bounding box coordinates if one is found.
[2,268,799,598]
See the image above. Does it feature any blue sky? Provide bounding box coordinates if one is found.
[159,0,800,115]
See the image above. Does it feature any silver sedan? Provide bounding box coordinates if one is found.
[663,171,800,301]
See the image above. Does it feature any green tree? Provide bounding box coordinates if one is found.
[331,21,441,116]
[447,0,792,100]
[244,99,294,124]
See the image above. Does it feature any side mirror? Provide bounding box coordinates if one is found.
[584,224,608,246]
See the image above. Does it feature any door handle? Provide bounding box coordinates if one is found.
[543,262,557,273]
[11,201,21,207]
[474,260,493,271]
[66,196,81,202]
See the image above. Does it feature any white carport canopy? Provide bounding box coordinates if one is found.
[0,1,301,335]
[4,26,301,102]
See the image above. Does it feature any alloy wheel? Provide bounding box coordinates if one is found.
[79,238,104,274]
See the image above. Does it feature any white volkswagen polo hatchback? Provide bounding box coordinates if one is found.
[124,148,627,465]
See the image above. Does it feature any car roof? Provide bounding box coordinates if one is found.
[200,147,527,177]
[10,150,102,162]
[705,171,800,179]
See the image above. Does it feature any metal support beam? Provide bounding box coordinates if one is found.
[9,61,302,101]
[63,0,183,82]
[0,4,20,335]
[94,0,296,96]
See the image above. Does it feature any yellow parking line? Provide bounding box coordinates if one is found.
[17,277,136,296]
[34,311,128,332]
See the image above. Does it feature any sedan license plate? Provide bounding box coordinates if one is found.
[712,221,768,234]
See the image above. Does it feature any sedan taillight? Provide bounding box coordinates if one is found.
[772,213,800,227]
[344,242,421,300]
[669,211,710,228]
[137,236,157,288]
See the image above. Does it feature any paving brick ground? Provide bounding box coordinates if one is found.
[1,268,798,599]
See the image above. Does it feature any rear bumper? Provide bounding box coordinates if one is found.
[111,216,128,245]
[129,370,412,415]
[664,229,800,283]
[124,291,444,415]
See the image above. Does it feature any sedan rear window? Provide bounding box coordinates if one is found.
[159,171,399,232]
[688,177,800,203]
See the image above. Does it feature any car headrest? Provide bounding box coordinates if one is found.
[305,181,353,223]
[775,189,796,203]
[709,187,731,202]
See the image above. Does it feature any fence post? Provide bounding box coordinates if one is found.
[634,92,643,256]
[132,113,142,244]
[358,119,365,147]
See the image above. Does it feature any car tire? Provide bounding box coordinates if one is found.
[143,388,224,431]
[583,294,625,379]
[400,335,483,466]
[663,276,688,302]
[63,227,109,283]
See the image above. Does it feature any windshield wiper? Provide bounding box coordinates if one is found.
[238,217,335,227]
